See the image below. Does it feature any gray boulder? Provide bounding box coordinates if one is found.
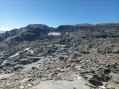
[109,73,119,84]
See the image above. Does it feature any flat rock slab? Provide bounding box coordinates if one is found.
[0,73,14,80]
[31,78,90,89]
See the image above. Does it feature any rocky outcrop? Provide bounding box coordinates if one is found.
[0,23,119,89]
[0,23,119,52]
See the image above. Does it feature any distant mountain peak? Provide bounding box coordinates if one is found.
[26,24,49,28]
[74,23,94,26]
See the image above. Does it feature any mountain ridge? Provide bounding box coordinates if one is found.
[0,23,119,52]
[0,23,119,89]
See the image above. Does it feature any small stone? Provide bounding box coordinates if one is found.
[56,68,62,71]
[10,86,14,88]
[27,84,32,87]
[19,85,24,89]
[74,66,83,71]
[60,68,68,72]
[85,75,93,80]
[89,79,103,86]
[1,78,7,80]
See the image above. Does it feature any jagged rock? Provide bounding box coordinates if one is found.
[59,56,68,61]
[72,53,82,59]
[20,58,30,65]
[13,65,23,71]
[74,66,83,71]
[89,79,103,86]
[3,62,12,67]
[85,74,93,80]
[104,69,111,74]
[1,77,7,80]
[94,71,110,82]
[113,47,119,53]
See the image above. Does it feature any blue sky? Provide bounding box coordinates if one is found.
[0,0,119,31]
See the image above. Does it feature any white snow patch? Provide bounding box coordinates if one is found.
[28,57,44,59]
[24,48,33,54]
[21,58,28,61]
[99,86,106,89]
[9,52,20,58]
[24,48,30,51]
[1,60,7,66]
[77,76,82,80]
[48,31,61,36]
[28,50,33,54]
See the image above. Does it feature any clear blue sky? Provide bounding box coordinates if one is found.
[0,0,119,30]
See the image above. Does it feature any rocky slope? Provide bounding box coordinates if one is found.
[0,23,119,89]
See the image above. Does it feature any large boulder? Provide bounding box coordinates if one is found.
[109,73,119,84]
[89,79,103,86]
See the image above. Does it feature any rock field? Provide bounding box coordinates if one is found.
[0,23,119,89]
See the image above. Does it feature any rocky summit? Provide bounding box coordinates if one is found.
[0,23,119,89]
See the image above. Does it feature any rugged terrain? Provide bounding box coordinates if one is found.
[0,23,119,89]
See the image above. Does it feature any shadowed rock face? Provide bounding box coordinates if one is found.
[0,24,54,51]
[89,79,103,86]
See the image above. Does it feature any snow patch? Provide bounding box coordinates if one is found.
[9,52,20,58]
[48,31,61,36]
[1,60,7,66]
[24,48,30,51]
[28,57,43,59]
[77,76,81,80]
[24,48,33,54]
[28,50,33,54]
[99,86,106,89]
